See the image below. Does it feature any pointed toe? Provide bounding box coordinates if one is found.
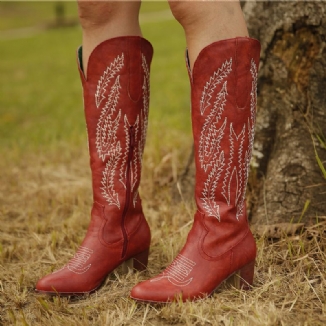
[35,273,60,294]
[130,281,165,303]
[130,278,184,303]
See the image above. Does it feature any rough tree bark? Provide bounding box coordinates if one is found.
[244,1,326,224]
[174,1,326,226]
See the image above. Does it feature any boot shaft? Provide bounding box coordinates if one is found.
[35,37,153,295]
[190,37,260,222]
[78,37,153,212]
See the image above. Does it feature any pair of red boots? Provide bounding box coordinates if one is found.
[35,36,260,302]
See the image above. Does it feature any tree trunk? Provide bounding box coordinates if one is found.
[244,1,326,225]
[174,1,326,226]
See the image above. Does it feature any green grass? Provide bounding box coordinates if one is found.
[0,27,83,149]
[0,1,191,159]
[0,1,170,32]
[0,2,79,31]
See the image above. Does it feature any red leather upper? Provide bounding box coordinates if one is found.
[190,37,260,258]
[36,37,153,294]
[131,37,261,302]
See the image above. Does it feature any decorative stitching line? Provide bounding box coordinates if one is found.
[131,116,140,194]
[199,59,232,115]
[119,115,130,190]
[101,142,121,209]
[236,149,250,220]
[233,123,246,205]
[199,81,228,172]
[132,54,150,207]
[150,254,196,287]
[131,116,141,207]
[236,59,258,220]
[199,57,257,221]
[66,246,94,275]
[201,151,225,221]
[221,123,246,214]
[94,53,125,207]
[199,58,232,220]
[140,54,150,156]
[221,123,233,206]
[95,54,124,108]
[95,53,151,208]
[96,76,122,162]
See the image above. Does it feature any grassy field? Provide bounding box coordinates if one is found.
[1,2,326,325]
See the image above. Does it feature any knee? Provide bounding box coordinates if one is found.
[168,1,201,29]
[77,1,139,31]
[78,1,118,31]
[168,1,240,30]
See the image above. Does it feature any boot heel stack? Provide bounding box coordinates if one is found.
[121,258,133,273]
[121,249,149,273]
[132,248,149,272]
[227,260,255,290]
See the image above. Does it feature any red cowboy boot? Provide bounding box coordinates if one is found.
[131,37,260,302]
[36,36,153,295]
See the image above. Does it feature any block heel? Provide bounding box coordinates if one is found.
[227,260,255,290]
[132,248,149,272]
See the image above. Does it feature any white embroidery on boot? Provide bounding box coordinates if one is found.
[95,54,124,108]
[119,115,131,190]
[199,58,232,220]
[133,54,150,207]
[96,77,122,161]
[140,54,150,158]
[96,53,151,208]
[199,81,228,172]
[131,117,140,194]
[201,151,225,221]
[236,125,246,205]
[200,59,232,115]
[95,54,124,207]
[236,59,258,219]
[132,117,141,207]
[222,123,246,209]
[150,254,196,287]
[66,246,94,275]
[119,115,140,192]
[199,58,258,221]
[101,142,122,208]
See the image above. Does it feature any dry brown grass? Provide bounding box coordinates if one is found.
[1,142,326,326]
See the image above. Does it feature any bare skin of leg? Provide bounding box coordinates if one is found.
[77,0,142,76]
[78,0,247,73]
[168,0,249,69]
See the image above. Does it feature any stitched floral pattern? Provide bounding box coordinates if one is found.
[52,246,94,275]
[150,254,196,287]
[199,59,232,115]
[96,77,122,162]
[66,246,94,275]
[95,54,124,109]
[101,144,122,208]
[95,53,124,208]
[132,54,150,207]
[96,53,150,208]
[200,58,258,221]
[236,59,258,219]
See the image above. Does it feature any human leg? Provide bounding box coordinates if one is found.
[168,0,249,69]
[36,1,154,295]
[78,0,142,76]
[131,0,260,302]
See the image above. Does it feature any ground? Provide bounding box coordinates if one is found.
[0,2,325,325]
